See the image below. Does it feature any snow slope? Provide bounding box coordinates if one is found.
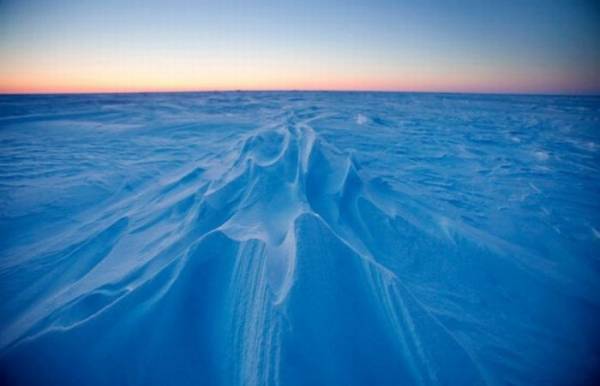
[0,92,599,385]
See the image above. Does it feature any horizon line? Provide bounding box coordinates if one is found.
[1,88,599,98]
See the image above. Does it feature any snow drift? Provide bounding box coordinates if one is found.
[0,92,599,385]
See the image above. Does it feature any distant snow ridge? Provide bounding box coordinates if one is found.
[1,93,599,386]
[355,113,368,125]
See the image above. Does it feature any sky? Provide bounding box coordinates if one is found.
[0,0,599,94]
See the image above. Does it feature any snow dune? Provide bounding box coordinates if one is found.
[0,92,599,385]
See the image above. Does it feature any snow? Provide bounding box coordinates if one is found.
[0,92,599,385]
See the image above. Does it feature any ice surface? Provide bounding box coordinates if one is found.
[0,92,599,385]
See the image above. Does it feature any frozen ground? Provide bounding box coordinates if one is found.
[0,92,599,385]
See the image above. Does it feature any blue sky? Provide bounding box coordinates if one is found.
[0,0,598,93]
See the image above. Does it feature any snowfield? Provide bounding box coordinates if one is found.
[0,92,599,385]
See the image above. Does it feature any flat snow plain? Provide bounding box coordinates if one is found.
[0,92,599,385]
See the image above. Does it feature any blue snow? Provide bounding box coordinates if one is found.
[0,92,599,385]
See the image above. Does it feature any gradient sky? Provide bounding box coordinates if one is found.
[0,0,599,94]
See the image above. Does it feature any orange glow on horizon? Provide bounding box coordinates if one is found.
[2,77,591,95]
[1,64,596,95]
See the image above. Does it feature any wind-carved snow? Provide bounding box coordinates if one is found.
[0,92,599,385]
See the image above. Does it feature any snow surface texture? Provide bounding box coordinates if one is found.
[0,92,599,385]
